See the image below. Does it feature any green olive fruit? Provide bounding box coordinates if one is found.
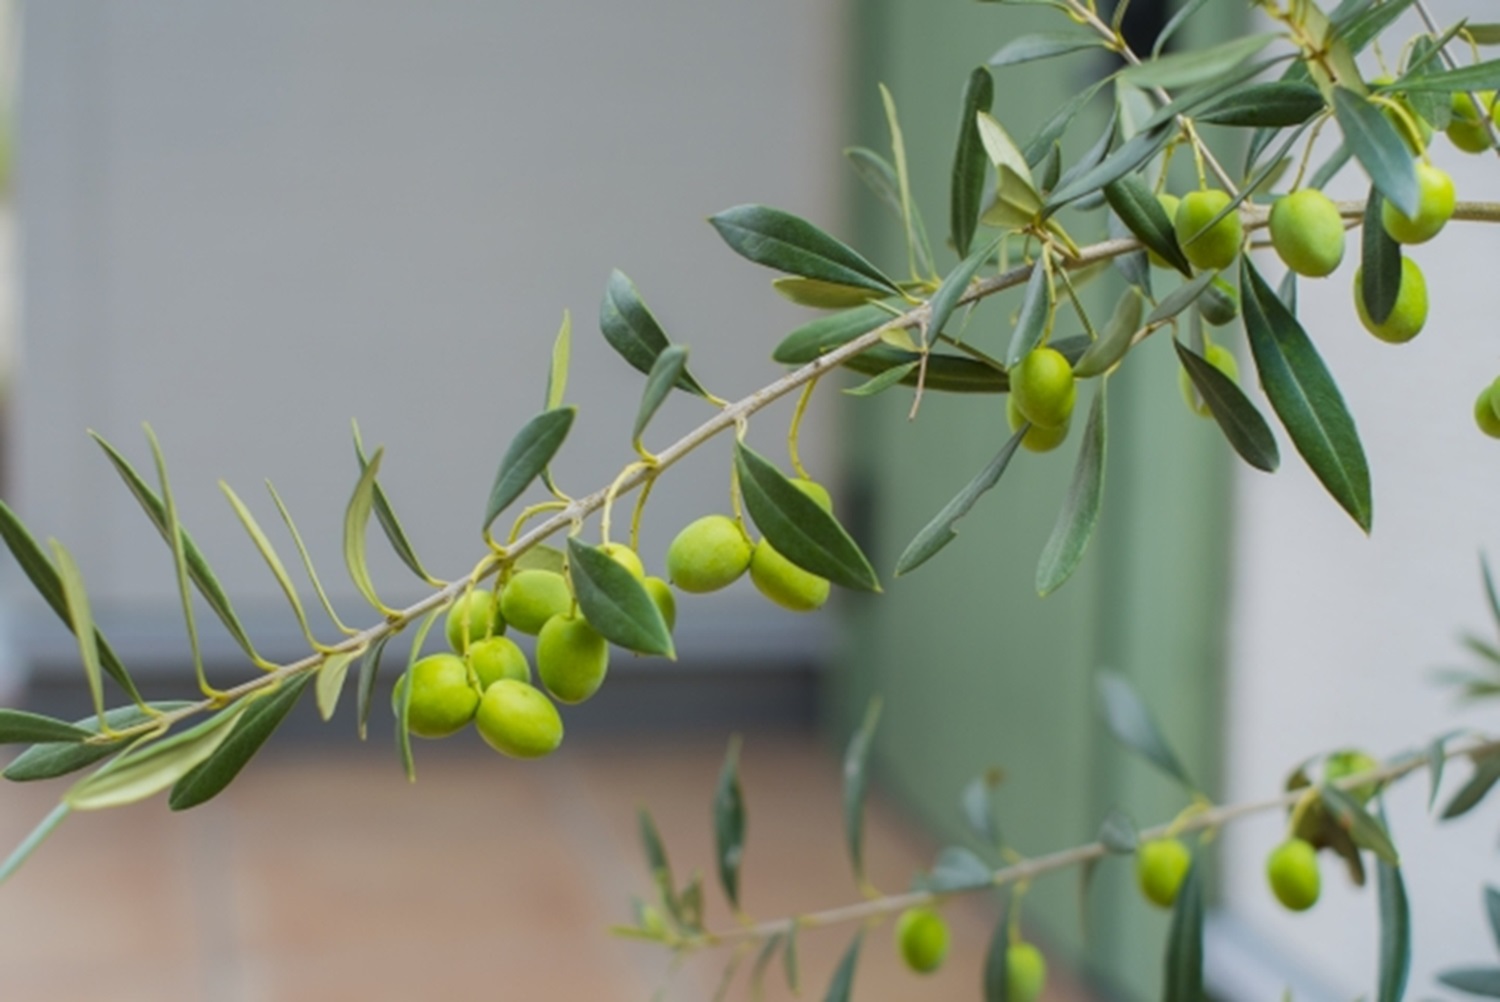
[1197,276,1240,326]
[1179,343,1240,418]
[1372,76,1433,153]
[1007,395,1070,453]
[1269,189,1346,278]
[1148,193,1181,269]
[1136,838,1192,909]
[665,514,753,594]
[749,538,830,612]
[404,653,480,739]
[644,576,677,631]
[445,588,504,653]
[474,679,564,759]
[1447,91,1496,153]
[500,569,573,635]
[536,613,609,704]
[1381,161,1456,244]
[895,907,949,974]
[1011,346,1076,429]
[599,542,646,580]
[1174,188,1243,271]
[1007,942,1048,1002]
[1323,749,1380,803]
[1353,257,1428,343]
[466,635,530,689]
[1266,837,1321,912]
[1476,384,1500,439]
[791,477,833,512]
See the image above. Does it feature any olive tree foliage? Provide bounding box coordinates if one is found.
[5,0,1500,997]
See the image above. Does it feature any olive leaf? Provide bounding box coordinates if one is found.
[481,407,576,533]
[1332,87,1419,218]
[1174,340,1280,473]
[0,710,92,745]
[599,270,712,396]
[895,425,1026,577]
[709,205,900,295]
[169,673,314,811]
[1096,670,1196,790]
[842,698,882,888]
[633,345,689,449]
[1360,188,1402,325]
[1163,861,1205,1002]
[951,67,995,257]
[3,703,192,782]
[1036,382,1107,597]
[351,422,438,585]
[566,539,674,658]
[713,736,747,911]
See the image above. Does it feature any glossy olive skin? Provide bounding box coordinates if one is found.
[445,588,504,653]
[599,542,646,580]
[536,613,609,704]
[1174,189,1243,271]
[1353,257,1428,343]
[1007,942,1047,1002]
[1269,189,1346,278]
[665,515,753,594]
[1447,91,1496,153]
[474,679,564,759]
[466,635,531,689]
[1136,838,1192,909]
[643,576,677,631]
[1381,162,1455,245]
[1010,347,1076,430]
[1266,837,1321,912]
[500,569,573,635]
[1476,383,1500,439]
[404,653,480,739]
[895,907,949,974]
[749,539,830,612]
[1007,395,1069,453]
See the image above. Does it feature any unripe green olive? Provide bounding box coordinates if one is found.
[1011,346,1076,429]
[1007,395,1069,453]
[1197,276,1240,326]
[1381,161,1455,244]
[500,569,573,635]
[644,576,677,631]
[1371,76,1433,154]
[537,613,609,704]
[1269,189,1346,278]
[1179,342,1240,418]
[1353,257,1428,343]
[1323,749,1380,804]
[1148,193,1181,269]
[466,635,530,689]
[474,679,564,759]
[1447,91,1496,153]
[445,588,504,653]
[1476,383,1500,439]
[1174,188,1243,271]
[749,538,830,612]
[599,542,647,580]
[666,514,753,593]
[1136,838,1192,909]
[1007,942,1048,1002]
[404,653,480,739]
[1266,837,1321,912]
[895,907,949,974]
[791,477,833,512]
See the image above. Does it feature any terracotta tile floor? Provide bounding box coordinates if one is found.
[0,731,1088,1001]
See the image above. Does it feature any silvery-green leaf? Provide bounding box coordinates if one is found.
[169,673,313,811]
[709,205,900,295]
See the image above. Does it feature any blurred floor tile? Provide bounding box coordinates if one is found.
[0,731,1091,1002]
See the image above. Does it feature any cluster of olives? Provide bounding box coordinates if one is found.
[893,906,1046,1000]
[666,477,835,613]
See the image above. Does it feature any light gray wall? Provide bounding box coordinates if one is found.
[14,1,848,673]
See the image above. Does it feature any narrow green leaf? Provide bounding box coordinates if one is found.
[481,407,576,533]
[639,807,683,927]
[895,426,1025,577]
[1482,554,1500,637]
[1332,87,1419,218]
[1466,25,1500,46]
[1163,861,1205,1002]
[713,736,747,911]
[1022,80,1107,165]
[48,540,106,722]
[1036,383,1107,596]
[843,698,882,886]
[545,309,572,411]
[1196,81,1325,127]
[1361,188,1402,325]
[1440,968,1500,998]
[3,703,191,782]
[1074,288,1145,379]
[878,83,928,282]
[1445,755,1500,819]
[1486,886,1500,952]
[633,346,689,449]
[1096,670,1195,789]
[961,768,1006,847]
[1153,0,1211,56]
[355,633,392,742]
[842,360,918,397]
[146,425,214,694]
[599,270,712,396]
[1241,258,1372,532]
[1320,784,1399,865]
[983,902,1010,1002]
[90,432,259,665]
[1174,340,1280,473]
[989,31,1103,68]
[749,932,784,1001]
[735,443,880,592]
[1104,174,1190,276]
[709,205,900,295]
[927,236,1002,349]
[975,110,1037,193]
[266,481,353,634]
[1099,809,1139,853]
[822,930,863,1002]
[845,147,936,279]
[772,276,885,309]
[0,710,92,745]
[0,803,71,885]
[1376,808,1411,1002]
[1043,124,1173,213]
[1048,107,1119,202]
[65,701,251,811]
[783,923,801,994]
[843,346,1009,395]
[1397,58,1500,93]
[343,447,391,614]
[1123,33,1277,89]
[951,67,994,258]
[315,649,361,722]
[1428,734,1449,810]
[773,304,891,365]
[920,845,994,892]
[220,481,318,647]
[168,673,313,811]
[567,538,674,658]
[352,422,436,585]
[1006,258,1051,368]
